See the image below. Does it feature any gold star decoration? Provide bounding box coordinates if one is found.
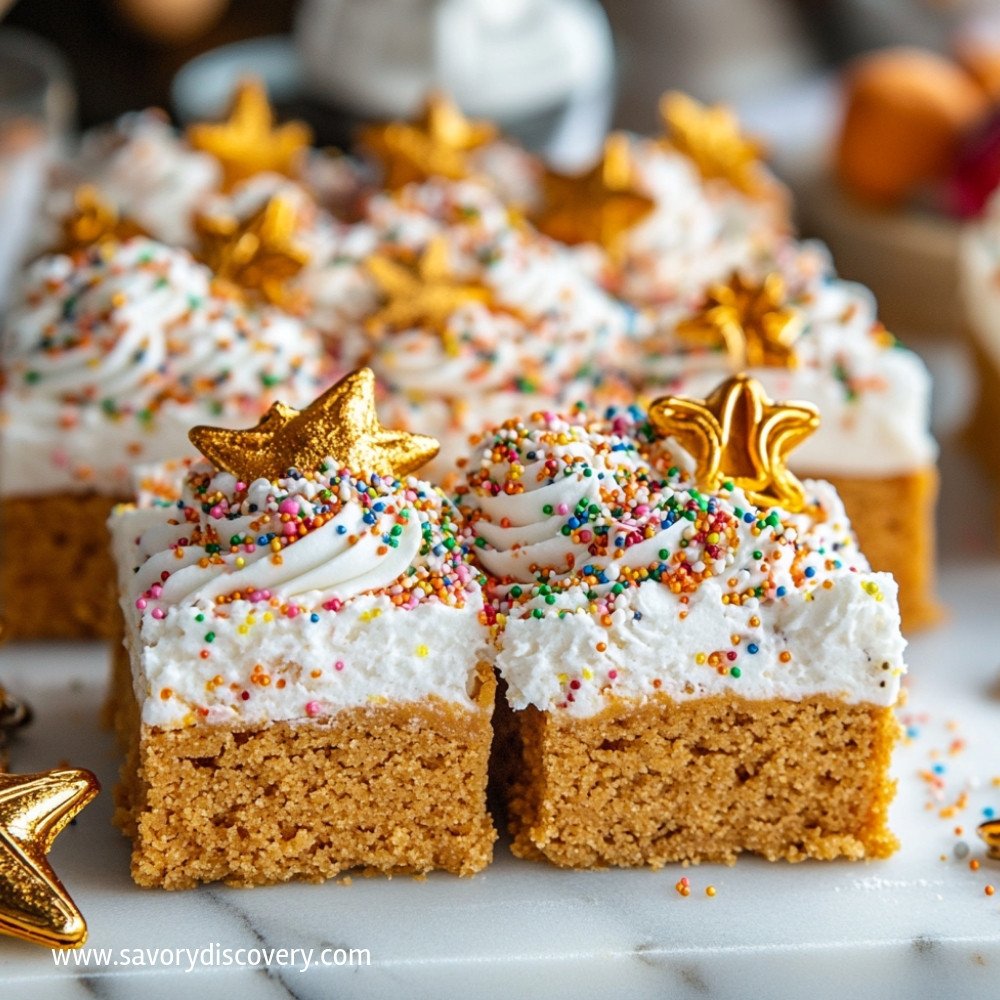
[195,193,311,308]
[57,185,147,254]
[189,367,439,482]
[186,78,313,191]
[676,272,803,369]
[979,819,1000,861]
[532,133,655,250]
[660,91,769,197]
[648,374,820,511]
[364,237,494,348]
[358,91,497,190]
[0,768,100,948]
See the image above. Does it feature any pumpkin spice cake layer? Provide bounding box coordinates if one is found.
[458,382,908,867]
[109,372,496,887]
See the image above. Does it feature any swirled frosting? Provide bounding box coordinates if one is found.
[0,237,329,496]
[638,244,937,476]
[607,134,790,309]
[457,405,906,717]
[110,460,487,728]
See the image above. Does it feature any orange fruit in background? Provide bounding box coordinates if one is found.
[115,0,230,45]
[836,47,988,207]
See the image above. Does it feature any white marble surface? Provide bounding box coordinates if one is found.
[0,438,998,1000]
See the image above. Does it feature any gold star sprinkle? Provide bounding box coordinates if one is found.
[365,238,494,349]
[187,78,313,191]
[979,819,1000,861]
[195,193,311,308]
[189,367,439,482]
[532,133,654,250]
[660,91,769,197]
[0,768,100,949]
[649,374,819,511]
[358,91,497,190]
[57,185,147,254]
[676,272,802,369]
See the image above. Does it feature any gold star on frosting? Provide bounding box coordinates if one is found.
[58,185,147,254]
[676,272,802,369]
[532,133,654,250]
[0,768,100,948]
[195,193,311,308]
[979,819,1000,860]
[648,374,820,511]
[365,237,494,347]
[660,91,769,197]
[358,91,497,190]
[189,367,439,482]
[187,78,313,191]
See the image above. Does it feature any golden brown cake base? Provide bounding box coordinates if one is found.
[503,693,899,868]
[0,493,121,640]
[822,466,940,631]
[113,666,497,889]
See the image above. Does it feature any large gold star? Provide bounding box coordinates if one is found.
[194,193,311,308]
[648,374,819,511]
[57,185,147,254]
[189,367,439,482]
[187,78,313,191]
[358,91,497,190]
[364,237,494,349]
[532,133,654,250]
[660,91,769,197]
[0,768,100,949]
[979,819,1000,860]
[676,272,802,369]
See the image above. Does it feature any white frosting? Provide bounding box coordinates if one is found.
[613,134,789,309]
[38,111,221,252]
[640,252,937,476]
[0,238,328,497]
[459,408,907,717]
[960,203,1000,371]
[110,461,488,729]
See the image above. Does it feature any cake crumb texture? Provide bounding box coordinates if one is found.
[1,493,119,639]
[504,692,899,868]
[825,466,940,630]
[114,667,497,888]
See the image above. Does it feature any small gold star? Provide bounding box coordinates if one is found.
[189,367,439,482]
[365,237,494,349]
[0,768,100,949]
[660,91,769,197]
[532,133,654,250]
[358,91,497,190]
[187,78,313,191]
[194,193,311,308]
[57,185,147,254]
[648,374,819,511]
[676,272,802,369]
[979,819,1000,861]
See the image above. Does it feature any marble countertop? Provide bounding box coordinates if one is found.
[2,432,999,999]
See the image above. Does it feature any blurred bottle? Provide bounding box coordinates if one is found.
[0,29,74,313]
[295,0,614,169]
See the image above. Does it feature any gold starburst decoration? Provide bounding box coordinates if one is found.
[676,272,802,369]
[979,819,1000,861]
[532,133,654,250]
[58,185,147,254]
[358,91,497,190]
[660,91,769,197]
[0,768,100,948]
[365,237,494,348]
[649,374,819,511]
[189,367,439,482]
[195,193,311,307]
[187,78,313,191]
